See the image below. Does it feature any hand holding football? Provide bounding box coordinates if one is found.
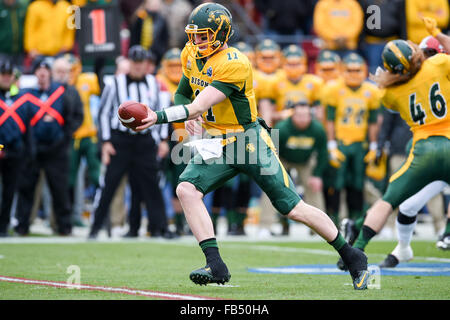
[117,101,149,130]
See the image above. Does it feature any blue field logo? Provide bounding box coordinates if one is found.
[248,263,450,277]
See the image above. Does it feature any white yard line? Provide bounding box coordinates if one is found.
[0,275,220,300]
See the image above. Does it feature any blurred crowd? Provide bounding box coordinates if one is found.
[0,0,449,239]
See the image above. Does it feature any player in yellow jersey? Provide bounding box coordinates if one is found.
[65,54,101,226]
[324,53,381,230]
[135,2,369,289]
[273,44,324,124]
[253,38,285,127]
[315,50,345,226]
[343,36,450,262]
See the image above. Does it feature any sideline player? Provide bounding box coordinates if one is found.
[134,2,369,290]
[323,53,381,230]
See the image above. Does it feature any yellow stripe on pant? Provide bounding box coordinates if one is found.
[259,128,290,188]
[389,141,415,183]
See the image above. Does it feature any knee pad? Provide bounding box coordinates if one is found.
[397,211,417,225]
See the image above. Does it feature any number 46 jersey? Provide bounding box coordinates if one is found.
[381,53,450,144]
[180,46,258,135]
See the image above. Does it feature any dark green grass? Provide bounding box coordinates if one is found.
[0,240,448,300]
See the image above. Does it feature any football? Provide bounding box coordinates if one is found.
[117,101,148,130]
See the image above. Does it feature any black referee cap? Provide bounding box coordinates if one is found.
[0,59,14,74]
[128,45,148,61]
[32,57,52,73]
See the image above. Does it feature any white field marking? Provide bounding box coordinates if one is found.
[0,275,221,300]
[0,255,3,259]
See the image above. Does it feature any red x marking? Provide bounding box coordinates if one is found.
[0,94,30,133]
[28,86,65,126]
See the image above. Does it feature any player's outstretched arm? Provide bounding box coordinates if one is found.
[423,17,450,53]
[135,86,226,131]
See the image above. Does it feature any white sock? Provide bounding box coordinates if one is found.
[396,219,417,248]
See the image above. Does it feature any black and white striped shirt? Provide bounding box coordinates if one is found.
[98,73,170,144]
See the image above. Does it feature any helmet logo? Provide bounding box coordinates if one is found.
[208,11,230,28]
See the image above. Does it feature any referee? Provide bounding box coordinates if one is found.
[89,45,171,239]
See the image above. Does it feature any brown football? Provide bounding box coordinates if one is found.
[117,101,148,130]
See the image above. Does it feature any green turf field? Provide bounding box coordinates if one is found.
[0,239,449,300]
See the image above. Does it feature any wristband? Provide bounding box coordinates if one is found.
[327,140,337,150]
[369,142,378,151]
[156,105,189,124]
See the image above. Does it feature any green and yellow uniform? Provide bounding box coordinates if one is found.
[381,53,450,207]
[175,46,301,215]
[325,80,381,190]
[274,73,323,112]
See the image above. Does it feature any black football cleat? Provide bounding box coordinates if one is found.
[352,270,370,290]
[189,265,231,286]
[346,248,369,290]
